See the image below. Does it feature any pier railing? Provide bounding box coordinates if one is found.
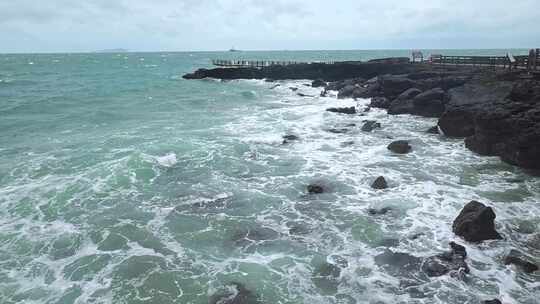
[211,59,335,68]
[429,49,539,71]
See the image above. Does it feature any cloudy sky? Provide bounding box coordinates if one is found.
[1,0,539,53]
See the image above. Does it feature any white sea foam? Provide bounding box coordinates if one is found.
[156,153,178,167]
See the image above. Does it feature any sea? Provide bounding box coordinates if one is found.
[0,50,538,304]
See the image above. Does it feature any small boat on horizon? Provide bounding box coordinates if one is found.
[229,47,241,52]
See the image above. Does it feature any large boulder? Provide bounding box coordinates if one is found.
[411,88,448,117]
[387,140,412,154]
[337,85,356,99]
[452,201,502,242]
[378,75,417,99]
[397,88,423,100]
[388,99,414,115]
[371,176,388,189]
[370,97,391,109]
[326,107,356,114]
[307,184,325,194]
[421,242,469,277]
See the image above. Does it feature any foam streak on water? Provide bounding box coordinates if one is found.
[0,52,539,304]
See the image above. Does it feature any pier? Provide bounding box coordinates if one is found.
[212,49,539,72]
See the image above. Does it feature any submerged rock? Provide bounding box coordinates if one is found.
[326,128,350,134]
[504,250,539,273]
[361,120,381,132]
[387,140,412,154]
[231,226,279,247]
[421,242,469,277]
[326,106,357,114]
[367,207,391,215]
[307,184,325,194]
[427,126,440,134]
[452,201,502,242]
[374,250,422,279]
[282,135,299,144]
[312,262,341,294]
[371,176,388,189]
[210,282,261,304]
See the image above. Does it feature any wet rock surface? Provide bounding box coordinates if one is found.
[326,106,357,114]
[421,242,469,277]
[307,184,325,194]
[504,249,539,273]
[387,140,412,154]
[452,201,502,242]
[371,176,388,189]
[361,120,381,132]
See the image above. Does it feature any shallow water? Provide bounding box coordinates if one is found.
[0,51,539,304]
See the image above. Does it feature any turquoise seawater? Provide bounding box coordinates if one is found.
[0,50,539,304]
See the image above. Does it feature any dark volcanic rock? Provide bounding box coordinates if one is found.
[337,85,356,99]
[398,88,423,100]
[327,128,350,134]
[427,126,440,134]
[361,120,381,132]
[437,80,540,170]
[504,250,539,273]
[387,140,412,154]
[379,75,418,99]
[374,250,422,279]
[210,282,261,304]
[326,106,357,114]
[388,99,414,115]
[312,79,326,88]
[371,176,388,189]
[452,201,502,242]
[483,300,502,304]
[282,135,299,144]
[370,97,391,109]
[411,88,448,117]
[421,242,469,277]
[183,62,425,82]
[368,207,391,215]
[307,184,325,194]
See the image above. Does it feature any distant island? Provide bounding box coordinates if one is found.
[94,48,129,53]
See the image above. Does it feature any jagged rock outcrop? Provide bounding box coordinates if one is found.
[452,201,502,242]
[439,79,540,169]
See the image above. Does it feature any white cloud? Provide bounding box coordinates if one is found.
[0,0,539,52]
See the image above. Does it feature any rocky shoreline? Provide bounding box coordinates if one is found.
[184,62,539,303]
[184,63,540,171]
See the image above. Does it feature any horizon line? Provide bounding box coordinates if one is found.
[0,47,534,55]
